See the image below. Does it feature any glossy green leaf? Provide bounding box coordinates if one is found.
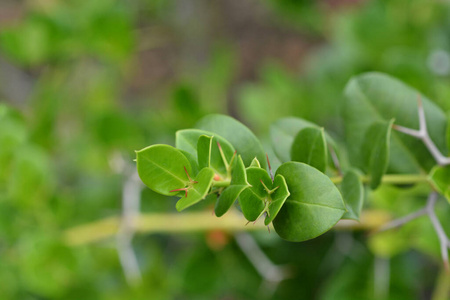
[176,129,234,177]
[136,144,192,196]
[270,117,318,163]
[344,72,448,173]
[176,167,215,211]
[250,157,261,168]
[197,135,213,169]
[273,162,345,242]
[429,165,450,202]
[341,169,364,220]
[215,156,250,217]
[362,119,394,189]
[291,127,327,172]
[195,114,267,169]
[264,174,290,225]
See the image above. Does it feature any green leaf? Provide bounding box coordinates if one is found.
[239,167,272,221]
[270,117,338,170]
[195,114,267,169]
[429,165,450,202]
[250,157,261,168]
[270,117,317,163]
[291,127,327,172]
[136,144,192,196]
[341,169,364,220]
[197,135,213,169]
[179,150,200,176]
[215,155,250,217]
[362,119,394,189]
[344,72,448,173]
[176,129,235,177]
[265,174,290,226]
[273,162,345,242]
[176,167,215,211]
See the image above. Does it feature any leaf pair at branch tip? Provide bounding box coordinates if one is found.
[214,155,251,217]
[238,166,290,226]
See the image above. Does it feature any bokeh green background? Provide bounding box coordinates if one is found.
[1,0,449,299]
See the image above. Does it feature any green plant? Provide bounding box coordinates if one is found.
[137,73,450,262]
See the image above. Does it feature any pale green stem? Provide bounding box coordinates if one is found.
[212,180,231,187]
[330,174,429,185]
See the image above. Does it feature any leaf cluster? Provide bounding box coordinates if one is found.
[137,72,450,243]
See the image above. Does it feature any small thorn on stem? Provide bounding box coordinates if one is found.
[183,166,195,183]
[228,150,237,169]
[217,141,230,169]
[267,225,271,233]
[169,188,189,198]
[266,153,274,182]
[245,221,250,226]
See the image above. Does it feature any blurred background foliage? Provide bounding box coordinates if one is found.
[0,0,449,299]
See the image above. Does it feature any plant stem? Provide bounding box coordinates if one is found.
[212,180,231,187]
[330,174,429,185]
[63,209,390,246]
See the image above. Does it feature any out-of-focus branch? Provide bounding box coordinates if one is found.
[426,193,450,271]
[116,171,143,285]
[375,192,450,270]
[376,207,428,233]
[110,153,144,285]
[393,96,450,166]
[0,56,34,105]
[63,209,391,246]
[235,233,290,298]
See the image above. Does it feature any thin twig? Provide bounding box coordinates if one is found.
[426,192,450,271]
[393,97,450,166]
[110,152,144,286]
[376,207,428,233]
[235,233,290,298]
[117,171,143,285]
[374,257,390,300]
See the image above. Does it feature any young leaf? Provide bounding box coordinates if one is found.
[290,127,327,173]
[176,129,235,177]
[429,165,450,202]
[264,174,290,226]
[362,119,394,189]
[176,167,215,211]
[197,135,213,169]
[215,155,250,217]
[270,117,319,163]
[341,169,364,220]
[239,167,272,221]
[250,157,261,168]
[344,72,448,173]
[195,114,267,169]
[273,162,346,242]
[136,145,192,196]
